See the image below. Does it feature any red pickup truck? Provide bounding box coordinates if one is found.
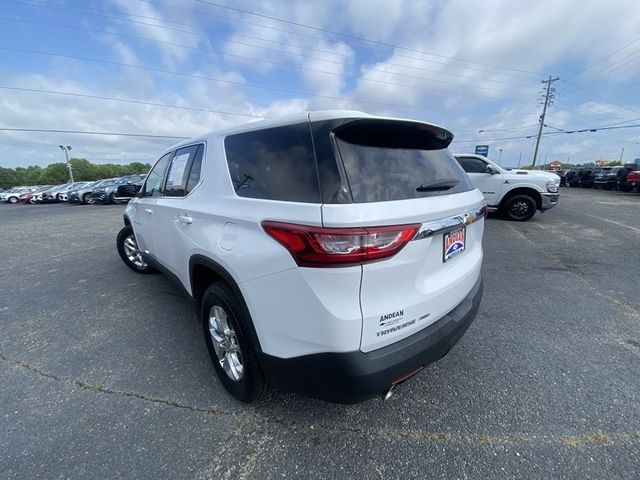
[627,170,640,192]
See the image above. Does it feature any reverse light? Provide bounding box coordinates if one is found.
[262,221,420,267]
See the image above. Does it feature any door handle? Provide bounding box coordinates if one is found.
[144,208,153,215]
[177,215,193,225]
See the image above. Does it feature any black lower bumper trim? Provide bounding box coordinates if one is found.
[258,277,483,403]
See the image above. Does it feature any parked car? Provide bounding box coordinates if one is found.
[615,166,638,192]
[626,170,640,192]
[55,182,90,202]
[19,185,51,204]
[92,175,146,204]
[577,168,598,188]
[68,180,101,203]
[116,111,486,403]
[454,154,559,221]
[565,169,582,187]
[593,167,618,190]
[113,175,147,203]
[69,178,116,204]
[2,186,37,204]
[39,184,71,203]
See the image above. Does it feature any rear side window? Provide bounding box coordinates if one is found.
[333,120,473,203]
[456,156,487,174]
[224,124,321,203]
[186,145,204,194]
[164,144,202,197]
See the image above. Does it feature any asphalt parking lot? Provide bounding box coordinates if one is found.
[1,188,639,479]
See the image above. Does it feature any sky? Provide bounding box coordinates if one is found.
[1,0,639,169]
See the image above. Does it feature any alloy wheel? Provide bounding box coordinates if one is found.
[510,200,531,219]
[122,234,148,269]
[208,305,244,382]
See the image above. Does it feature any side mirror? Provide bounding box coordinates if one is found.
[486,164,496,174]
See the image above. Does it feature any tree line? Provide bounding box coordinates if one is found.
[0,158,151,188]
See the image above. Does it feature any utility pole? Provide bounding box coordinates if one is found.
[518,151,522,167]
[619,147,624,164]
[532,75,559,168]
[59,145,74,182]
[498,148,503,165]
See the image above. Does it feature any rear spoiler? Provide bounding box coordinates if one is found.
[332,118,454,149]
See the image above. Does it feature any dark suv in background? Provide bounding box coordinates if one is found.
[113,175,146,203]
[91,175,146,204]
[593,166,636,191]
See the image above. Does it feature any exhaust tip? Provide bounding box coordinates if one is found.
[383,384,396,401]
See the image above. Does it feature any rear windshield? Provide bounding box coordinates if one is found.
[333,121,472,203]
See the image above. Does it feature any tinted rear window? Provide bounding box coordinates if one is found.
[224,123,321,203]
[333,121,472,203]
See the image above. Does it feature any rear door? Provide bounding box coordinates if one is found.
[318,119,485,353]
[152,143,204,287]
[456,155,502,206]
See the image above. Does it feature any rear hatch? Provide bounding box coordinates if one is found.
[315,117,485,353]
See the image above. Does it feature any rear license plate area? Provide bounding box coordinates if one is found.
[443,227,466,262]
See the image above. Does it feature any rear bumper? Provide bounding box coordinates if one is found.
[540,193,559,211]
[258,277,483,403]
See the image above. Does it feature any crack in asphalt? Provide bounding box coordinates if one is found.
[0,352,238,417]
[3,351,639,451]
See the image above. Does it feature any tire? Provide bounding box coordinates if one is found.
[8,196,18,204]
[502,194,537,222]
[110,193,118,204]
[201,282,268,403]
[83,193,94,204]
[116,225,156,274]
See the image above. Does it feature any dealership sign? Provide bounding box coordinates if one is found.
[475,145,489,156]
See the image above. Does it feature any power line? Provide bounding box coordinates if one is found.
[558,47,640,98]
[453,122,640,144]
[0,14,531,97]
[0,46,533,114]
[562,34,640,82]
[556,80,640,117]
[0,128,190,139]
[5,0,538,87]
[140,0,539,82]
[194,0,549,77]
[0,85,266,118]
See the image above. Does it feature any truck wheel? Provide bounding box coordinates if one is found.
[201,282,268,403]
[502,194,536,221]
[116,225,156,274]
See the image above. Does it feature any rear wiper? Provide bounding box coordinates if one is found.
[416,179,459,192]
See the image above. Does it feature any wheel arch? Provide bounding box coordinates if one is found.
[501,186,542,210]
[189,254,262,352]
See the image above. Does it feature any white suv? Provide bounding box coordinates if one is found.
[117,111,485,403]
[454,154,560,221]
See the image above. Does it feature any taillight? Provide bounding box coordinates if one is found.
[262,221,420,267]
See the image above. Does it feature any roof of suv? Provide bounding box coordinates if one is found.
[166,110,454,153]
